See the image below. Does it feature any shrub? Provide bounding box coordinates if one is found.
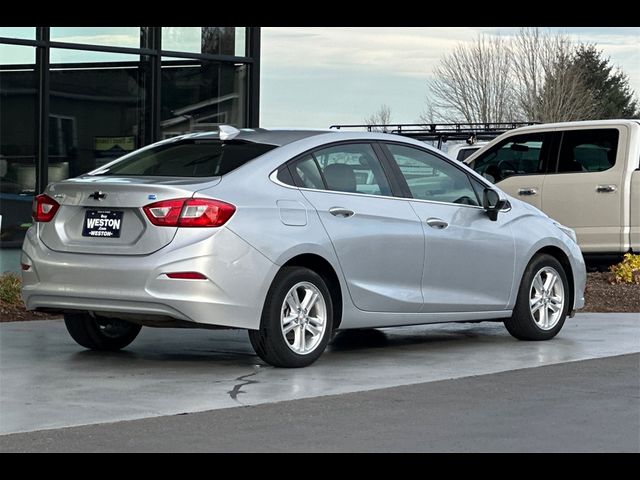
[0,273,23,305]
[609,253,640,285]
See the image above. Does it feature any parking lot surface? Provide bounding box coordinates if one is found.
[1,312,638,437]
[2,353,637,452]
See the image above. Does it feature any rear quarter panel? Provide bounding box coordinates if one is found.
[192,159,355,325]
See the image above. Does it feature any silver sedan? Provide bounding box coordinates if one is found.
[22,127,586,367]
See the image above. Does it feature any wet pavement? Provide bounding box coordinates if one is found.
[1,313,638,435]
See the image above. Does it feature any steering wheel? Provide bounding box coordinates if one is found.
[497,160,518,176]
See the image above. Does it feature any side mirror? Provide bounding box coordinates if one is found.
[483,188,508,221]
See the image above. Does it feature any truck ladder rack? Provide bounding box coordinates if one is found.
[329,122,537,148]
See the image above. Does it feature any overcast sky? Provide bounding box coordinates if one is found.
[260,27,640,128]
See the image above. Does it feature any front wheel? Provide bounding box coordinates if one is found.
[64,313,142,351]
[249,267,333,368]
[505,254,570,341]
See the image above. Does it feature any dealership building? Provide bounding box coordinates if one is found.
[0,27,261,270]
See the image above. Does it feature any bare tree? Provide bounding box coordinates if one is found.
[427,35,517,124]
[536,51,598,122]
[426,28,600,124]
[512,28,596,122]
[364,104,392,131]
[418,96,443,124]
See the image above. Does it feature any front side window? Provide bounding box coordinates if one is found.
[556,129,619,173]
[386,144,479,206]
[92,140,276,177]
[312,144,392,196]
[469,134,546,183]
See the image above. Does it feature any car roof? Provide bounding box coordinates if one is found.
[166,127,467,151]
[170,128,332,147]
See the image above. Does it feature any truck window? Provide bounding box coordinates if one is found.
[468,133,547,183]
[555,129,619,174]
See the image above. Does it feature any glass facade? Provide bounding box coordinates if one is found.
[49,49,150,177]
[161,58,248,136]
[50,27,142,48]
[0,27,260,258]
[0,45,37,250]
[162,27,246,57]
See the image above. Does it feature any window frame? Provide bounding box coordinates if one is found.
[377,140,492,209]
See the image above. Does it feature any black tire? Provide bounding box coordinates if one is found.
[64,312,142,351]
[249,267,333,368]
[505,254,570,341]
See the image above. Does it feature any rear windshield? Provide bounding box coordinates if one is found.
[92,140,277,177]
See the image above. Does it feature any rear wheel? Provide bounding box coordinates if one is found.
[249,267,333,368]
[505,254,570,341]
[64,313,142,351]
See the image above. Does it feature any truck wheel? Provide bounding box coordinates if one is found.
[64,313,142,351]
[505,254,570,341]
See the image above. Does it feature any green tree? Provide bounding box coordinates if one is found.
[572,44,639,119]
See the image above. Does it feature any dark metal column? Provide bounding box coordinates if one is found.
[35,27,50,193]
[150,27,162,143]
[247,27,261,128]
[140,27,162,145]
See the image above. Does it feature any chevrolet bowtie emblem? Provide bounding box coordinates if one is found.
[89,191,107,200]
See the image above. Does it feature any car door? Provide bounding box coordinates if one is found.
[288,143,425,313]
[382,142,515,313]
[541,127,627,254]
[466,132,555,210]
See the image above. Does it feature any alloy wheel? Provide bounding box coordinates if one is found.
[529,266,565,330]
[280,282,327,355]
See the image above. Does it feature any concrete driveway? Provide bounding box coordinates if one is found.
[1,312,638,437]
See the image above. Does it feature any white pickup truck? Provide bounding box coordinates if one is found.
[465,120,640,260]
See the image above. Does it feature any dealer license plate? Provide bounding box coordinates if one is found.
[82,210,123,238]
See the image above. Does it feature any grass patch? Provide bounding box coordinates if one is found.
[0,272,22,305]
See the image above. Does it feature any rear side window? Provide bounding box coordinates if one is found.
[469,133,547,183]
[313,144,392,196]
[555,129,619,173]
[290,155,325,189]
[92,140,277,177]
[287,143,393,196]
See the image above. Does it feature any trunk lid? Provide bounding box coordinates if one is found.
[39,175,221,255]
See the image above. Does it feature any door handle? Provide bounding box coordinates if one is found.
[518,188,538,196]
[426,218,449,230]
[329,207,355,218]
[596,185,617,193]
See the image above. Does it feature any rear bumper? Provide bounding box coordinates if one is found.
[21,226,278,330]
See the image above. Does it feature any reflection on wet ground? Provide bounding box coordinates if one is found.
[1,314,638,434]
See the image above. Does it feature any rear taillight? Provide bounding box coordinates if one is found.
[32,194,60,222]
[143,199,185,227]
[142,198,235,228]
